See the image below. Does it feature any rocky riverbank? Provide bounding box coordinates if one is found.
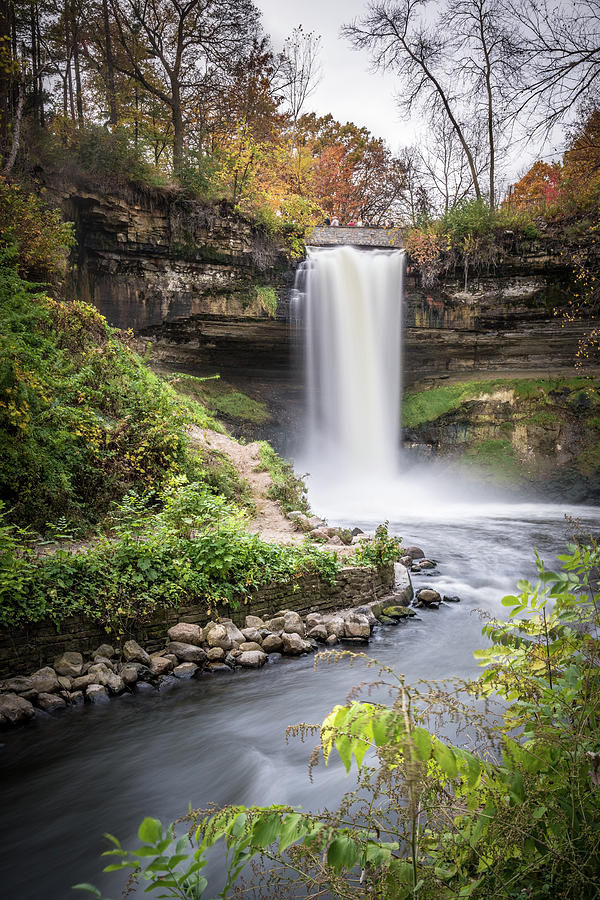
[0,559,418,728]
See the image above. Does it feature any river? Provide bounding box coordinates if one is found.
[1,498,599,899]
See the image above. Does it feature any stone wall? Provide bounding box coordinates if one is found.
[309,226,402,249]
[0,565,394,679]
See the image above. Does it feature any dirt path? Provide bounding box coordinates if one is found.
[189,426,354,556]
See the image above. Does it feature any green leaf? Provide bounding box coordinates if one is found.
[278,813,305,853]
[251,812,282,848]
[327,834,359,872]
[137,817,162,845]
[433,740,458,779]
[411,727,432,761]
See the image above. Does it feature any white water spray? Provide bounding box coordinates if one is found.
[295,245,404,478]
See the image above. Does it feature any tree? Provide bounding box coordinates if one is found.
[277,25,321,127]
[108,0,261,168]
[344,0,520,209]
[507,159,562,210]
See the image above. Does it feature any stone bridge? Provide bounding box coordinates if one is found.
[308,225,403,249]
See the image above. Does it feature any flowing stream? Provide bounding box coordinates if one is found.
[1,246,600,898]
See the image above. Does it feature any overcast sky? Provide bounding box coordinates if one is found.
[256,0,422,152]
[255,0,563,183]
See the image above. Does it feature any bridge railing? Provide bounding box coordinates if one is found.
[308,225,403,249]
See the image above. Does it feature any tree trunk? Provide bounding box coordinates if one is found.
[101,0,118,125]
[30,3,40,125]
[3,73,24,173]
[0,0,13,153]
[71,2,83,122]
[171,80,183,169]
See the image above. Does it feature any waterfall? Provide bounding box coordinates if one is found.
[294,245,404,479]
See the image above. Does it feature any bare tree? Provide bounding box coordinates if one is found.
[277,25,322,126]
[344,0,520,208]
[418,114,481,213]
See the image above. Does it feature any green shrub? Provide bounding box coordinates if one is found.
[256,441,310,514]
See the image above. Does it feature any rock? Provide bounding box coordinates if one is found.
[205,624,232,651]
[206,647,225,661]
[123,640,151,665]
[351,527,364,536]
[69,691,85,706]
[222,622,248,645]
[403,546,425,560]
[416,559,436,569]
[328,535,344,546]
[57,675,72,691]
[208,663,232,673]
[443,595,461,603]
[53,651,84,678]
[325,634,339,646]
[310,528,329,542]
[283,612,305,637]
[352,533,371,544]
[307,625,328,642]
[400,555,414,567]
[0,693,35,726]
[118,664,139,686]
[92,657,115,670]
[230,649,242,659]
[263,616,284,632]
[379,615,396,625]
[394,563,414,606]
[36,692,66,711]
[224,653,237,667]
[289,512,311,532]
[355,605,377,626]
[326,527,353,545]
[103,673,126,696]
[239,642,263,653]
[305,613,323,629]
[241,628,263,644]
[86,684,109,703]
[93,644,115,659]
[31,667,60,694]
[238,650,267,668]
[262,633,283,653]
[245,614,264,629]
[1,676,33,694]
[267,652,282,664]
[128,663,155,683]
[173,662,198,678]
[308,515,326,529]
[416,588,442,606]
[344,614,371,640]
[166,642,207,664]
[150,654,174,677]
[136,682,156,693]
[326,618,346,638]
[282,632,311,655]
[72,673,96,691]
[19,690,38,703]
[383,606,414,620]
[87,662,115,686]
[167,622,203,646]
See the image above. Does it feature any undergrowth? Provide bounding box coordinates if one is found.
[256,441,310,514]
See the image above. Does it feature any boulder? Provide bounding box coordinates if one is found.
[379,615,396,625]
[123,640,151,665]
[281,632,311,655]
[128,663,155,683]
[53,651,84,678]
[208,663,232,673]
[326,618,346,638]
[87,662,115,686]
[105,672,127,695]
[57,675,72,691]
[0,693,35,726]
[118,664,139,686]
[205,624,232,651]
[308,515,326,529]
[305,613,323,629]
[325,634,339,646]
[394,563,414,606]
[403,546,425,560]
[72,673,96,691]
[352,533,371,544]
[238,650,267,668]
[239,642,263,653]
[92,657,115,670]
[31,667,60,694]
[400,555,414,568]
[383,606,414,620]
[36,692,66,711]
[283,612,305,637]
[262,633,283,653]
[327,535,344,546]
[93,644,115,660]
[416,559,436,570]
[244,615,264,629]
[86,684,109,703]
[307,624,328,642]
[1,676,33,695]
[354,605,377,626]
[416,588,442,606]
[167,623,203,646]
[206,647,225,661]
[150,654,174,677]
[264,616,285,632]
[289,513,311,532]
[241,628,263,644]
[136,682,156,694]
[443,595,461,603]
[173,662,198,678]
[344,615,371,640]
[222,621,245,644]
[69,691,85,706]
[166,642,207,664]
[310,528,329,542]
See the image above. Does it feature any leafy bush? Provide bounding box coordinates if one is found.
[0,256,218,531]
[0,481,339,630]
[351,522,403,567]
[0,178,74,280]
[83,543,600,898]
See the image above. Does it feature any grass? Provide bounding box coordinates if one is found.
[402,376,600,428]
[256,441,310,514]
[166,373,271,425]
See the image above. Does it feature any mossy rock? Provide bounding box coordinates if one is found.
[379,615,397,625]
[383,606,414,619]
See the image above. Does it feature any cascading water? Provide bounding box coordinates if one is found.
[294,245,405,478]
